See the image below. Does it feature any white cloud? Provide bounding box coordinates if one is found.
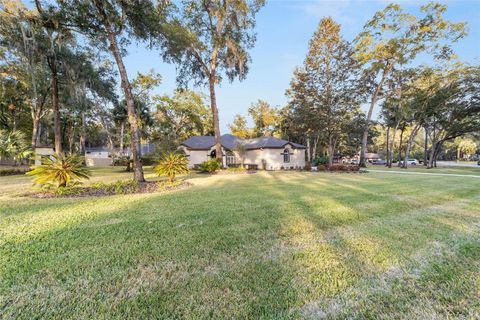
[295,0,355,26]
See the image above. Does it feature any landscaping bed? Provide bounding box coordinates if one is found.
[26,179,191,198]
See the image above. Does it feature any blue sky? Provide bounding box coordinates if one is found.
[122,0,480,132]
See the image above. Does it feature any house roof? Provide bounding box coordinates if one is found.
[364,153,381,159]
[85,147,111,153]
[181,134,306,150]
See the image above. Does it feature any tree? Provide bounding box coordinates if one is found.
[421,65,480,168]
[285,67,317,160]
[154,152,189,183]
[0,129,32,164]
[0,0,51,149]
[248,100,282,137]
[355,2,466,167]
[234,141,247,168]
[152,89,213,152]
[286,17,361,165]
[454,137,477,160]
[228,114,253,139]
[59,0,168,182]
[27,153,90,188]
[63,50,117,155]
[34,0,76,155]
[112,102,128,153]
[171,0,265,161]
[380,68,417,167]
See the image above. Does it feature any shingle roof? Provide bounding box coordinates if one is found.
[181,134,306,150]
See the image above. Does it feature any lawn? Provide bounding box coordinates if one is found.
[1,168,479,319]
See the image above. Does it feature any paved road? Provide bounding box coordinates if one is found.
[368,169,480,179]
[436,161,479,168]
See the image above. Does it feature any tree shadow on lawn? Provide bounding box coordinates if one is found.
[2,172,480,319]
[1,174,300,318]
[264,175,480,318]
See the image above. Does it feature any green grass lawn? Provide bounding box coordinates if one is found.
[1,168,479,319]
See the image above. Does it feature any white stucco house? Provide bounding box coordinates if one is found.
[85,148,113,167]
[179,134,306,170]
[34,146,55,165]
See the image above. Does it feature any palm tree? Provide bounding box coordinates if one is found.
[154,152,189,183]
[27,153,90,188]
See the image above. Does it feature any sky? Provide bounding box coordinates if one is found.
[121,0,480,133]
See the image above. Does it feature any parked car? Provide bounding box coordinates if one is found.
[350,159,359,165]
[399,159,419,165]
[371,159,386,165]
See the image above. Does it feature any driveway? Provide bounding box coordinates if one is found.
[368,169,480,178]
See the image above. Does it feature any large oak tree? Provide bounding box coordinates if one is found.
[355,2,466,166]
[170,0,265,162]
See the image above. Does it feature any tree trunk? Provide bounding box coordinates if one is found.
[120,121,125,154]
[31,114,41,150]
[36,122,42,146]
[312,135,319,160]
[359,64,392,167]
[433,141,442,167]
[427,140,438,169]
[402,125,420,168]
[94,0,144,182]
[306,137,311,162]
[80,110,86,154]
[397,128,404,167]
[20,24,42,151]
[208,77,222,163]
[328,136,334,166]
[388,123,398,168]
[48,56,62,155]
[423,126,428,166]
[385,126,390,166]
[67,121,75,155]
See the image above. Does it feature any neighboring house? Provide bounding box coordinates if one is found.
[85,148,112,167]
[34,146,55,165]
[364,153,381,161]
[180,134,306,170]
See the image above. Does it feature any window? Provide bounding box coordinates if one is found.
[283,148,290,163]
[226,151,236,166]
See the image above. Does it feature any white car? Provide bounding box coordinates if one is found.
[400,159,418,165]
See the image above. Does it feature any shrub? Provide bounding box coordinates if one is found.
[198,159,222,173]
[89,179,139,194]
[0,130,32,164]
[113,156,130,166]
[0,167,29,176]
[141,153,158,166]
[154,152,189,183]
[312,156,329,166]
[226,166,247,173]
[52,185,84,197]
[317,164,360,172]
[50,179,140,197]
[318,164,360,172]
[27,153,90,188]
